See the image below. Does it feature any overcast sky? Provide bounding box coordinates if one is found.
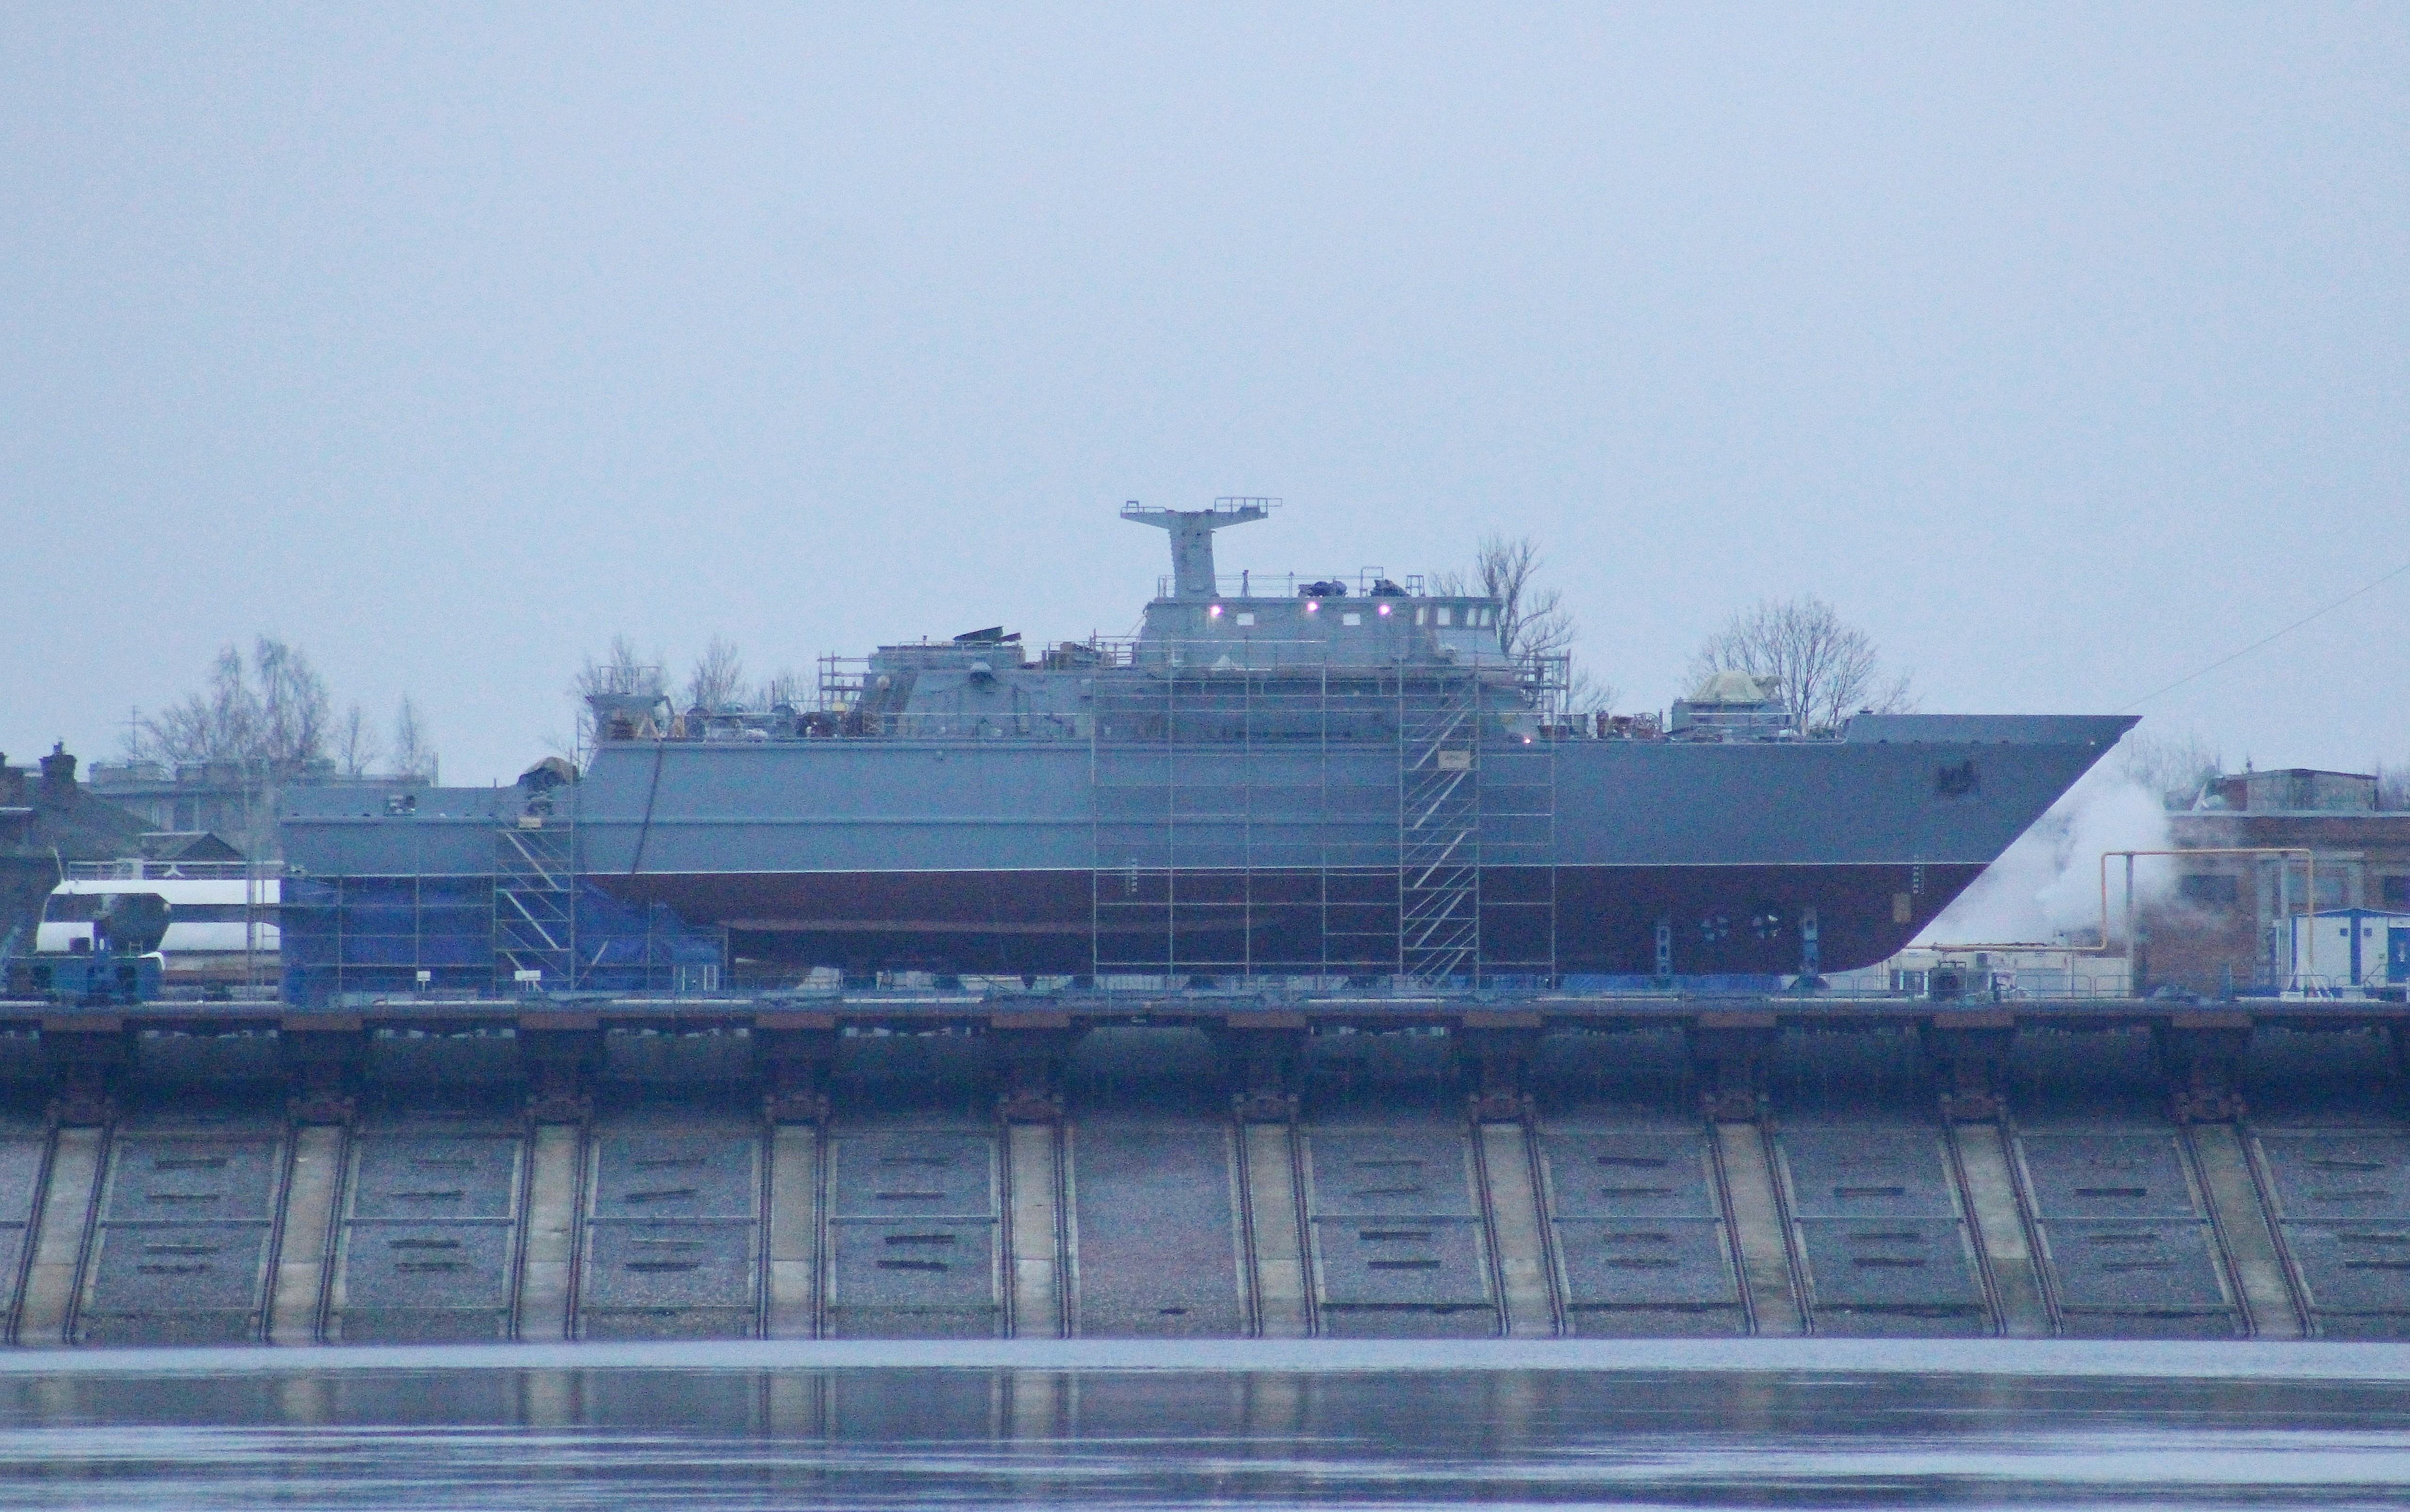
[5,5,2405,785]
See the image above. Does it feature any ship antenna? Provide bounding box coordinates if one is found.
[1120,497,1278,598]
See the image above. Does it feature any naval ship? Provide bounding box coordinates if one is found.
[287,500,2130,988]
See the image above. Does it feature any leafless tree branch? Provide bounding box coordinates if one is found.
[335,704,382,778]
[1476,534,1545,657]
[389,696,437,783]
[574,635,665,700]
[1690,595,1912,734]
[1459,532,1619,719]
[2119,729,2224,810]
[1563,668,1618,716]
[755,667,807,710]
[685,637,746,714]
[2380,763,2410,812]
[130,637,331,771]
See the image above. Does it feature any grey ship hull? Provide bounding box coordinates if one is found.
[561,713,2129,979]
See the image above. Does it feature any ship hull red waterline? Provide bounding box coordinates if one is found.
[596,863,1987,980]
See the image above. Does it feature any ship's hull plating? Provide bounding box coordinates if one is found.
[598,861,1987,978]
[549,715,2124,980]
[279,712,2130,988]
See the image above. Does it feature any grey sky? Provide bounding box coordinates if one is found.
[5,5,2404,785]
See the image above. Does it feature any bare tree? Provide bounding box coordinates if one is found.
[575,635,665,701]
[1435,533,1616,719]
[755,667,807,711]
[2119,729,2224,810]
[334,704,383,778]
[567,635,668,755]
[1476,534,1578,661]
[684,636,746,713]
[1563,668,1618,717]
[252,638,330,767]
[389,697,437,783]
[1690,596,1914,734]
[130,646,251,764]
[130,637,332,771]
[2375,761,2408,812]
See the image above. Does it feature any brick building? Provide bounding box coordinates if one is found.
[0,745,148,956]
[2139,768,2410,996]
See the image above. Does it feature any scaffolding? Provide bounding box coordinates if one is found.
[1397,672,1483,981]
[284,816,723,1005]
[279,871,494,1005]
[1084,648,1561,987]
[492,811,576,992]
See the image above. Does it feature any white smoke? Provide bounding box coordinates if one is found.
[1915,752,2174,947]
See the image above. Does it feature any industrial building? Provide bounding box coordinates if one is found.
[2139,768,2410,997]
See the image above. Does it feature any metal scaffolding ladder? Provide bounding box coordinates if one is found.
[1398,673,1484,983]
[493,813,576,992]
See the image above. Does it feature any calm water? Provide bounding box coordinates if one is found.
[0,1340,2406,1509]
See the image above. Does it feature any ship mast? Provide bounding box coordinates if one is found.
[1120,498,1275,598]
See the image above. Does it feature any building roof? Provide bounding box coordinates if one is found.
[135,831,247,864]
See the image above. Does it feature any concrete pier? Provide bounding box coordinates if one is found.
[0,990,2403,1346]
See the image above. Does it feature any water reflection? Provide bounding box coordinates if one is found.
[3,1361,2410,1508]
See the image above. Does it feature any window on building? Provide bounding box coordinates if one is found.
[2384,875,2410,910]
[2180,874,2240,907]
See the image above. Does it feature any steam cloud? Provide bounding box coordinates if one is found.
[1915,751,2174,948]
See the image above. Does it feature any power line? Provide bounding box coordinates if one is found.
[2121,554,2410,712]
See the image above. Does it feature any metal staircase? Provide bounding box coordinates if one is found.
[1397,675,1484,983]
[493,811,576,992]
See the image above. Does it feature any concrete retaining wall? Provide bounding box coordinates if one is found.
[0,1018,2403,1345]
